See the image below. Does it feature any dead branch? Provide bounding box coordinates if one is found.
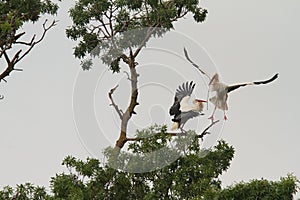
[197,120,220,141]
[123,71,131,81]
[108,85,123,120]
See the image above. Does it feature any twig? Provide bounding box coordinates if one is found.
[16,20,57,63]
[108,85,123,120]
[197,120,220,141]
[123,71,132,81]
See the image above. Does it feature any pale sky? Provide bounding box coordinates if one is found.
[1,0,299,197]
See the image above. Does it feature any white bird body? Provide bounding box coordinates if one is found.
[179,96,203,112]
[169,81,206,131]
[184,47,279,121]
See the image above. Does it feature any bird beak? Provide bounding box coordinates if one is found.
[196,99,207,103]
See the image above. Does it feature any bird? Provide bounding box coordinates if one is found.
[183,47,279,121]
[169,81,207,133]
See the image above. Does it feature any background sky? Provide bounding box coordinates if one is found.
[1,0,299,197]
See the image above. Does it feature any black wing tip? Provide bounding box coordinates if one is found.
[183,47,191,61]
[183,47,187,53]
[253,73,279,85]
[269,73,279,82]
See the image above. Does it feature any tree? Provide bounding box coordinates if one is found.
[1,1,299,199]
[1,126,297,199]
[0,0,59,98]
[49,127,235,199]
[65,0,208,153]
[215,175,299,200]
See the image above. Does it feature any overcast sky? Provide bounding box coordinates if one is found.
[1,0,299,197]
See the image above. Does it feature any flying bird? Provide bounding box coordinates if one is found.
[169,81,206,133]
[184,47,279,121]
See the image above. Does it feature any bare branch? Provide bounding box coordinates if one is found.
[16,20,57,63]
[108,85,123,120]
[0,50,22,81]
[0,19,57,82]
[197,120,220,140]
[14,34,36,45]
[123,71,131,81]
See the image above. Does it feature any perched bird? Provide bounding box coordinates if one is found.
[184,47,279,121]
[169,81,206,133]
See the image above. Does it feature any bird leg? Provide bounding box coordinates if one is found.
[224,111,228,121]
[179,127,187,136]
[208,105,217,122]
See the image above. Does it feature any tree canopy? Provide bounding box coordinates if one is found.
[0,127,298,199]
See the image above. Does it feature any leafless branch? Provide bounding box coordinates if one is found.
[108,85,123,120]
[16,19,57,63]
[14,34,36,45]
[123,71,131,81]
[0,19,57,82]
[197,120,220,141]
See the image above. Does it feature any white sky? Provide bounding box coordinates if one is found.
[1,0,299,197]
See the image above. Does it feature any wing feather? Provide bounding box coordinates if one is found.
[228,73,279,93]
[169,81,195,116]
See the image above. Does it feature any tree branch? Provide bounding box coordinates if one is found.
[16,20,57,63]
[0,19,57,82]
[197,120,220,141]
[125,120,220,145]
[108,85,123,120]
[133,26,158,58]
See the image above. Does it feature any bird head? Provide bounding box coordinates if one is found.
[194,99,207,111]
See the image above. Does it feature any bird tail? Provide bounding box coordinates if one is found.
[171,122,179,130]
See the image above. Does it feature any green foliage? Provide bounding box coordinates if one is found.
[50,125,236,199]
[0,125,299,199]
[0,0,59,83]
[66,0,208,71]
[0,183,50,200]
[0,0,58,42]
[215,174,299,200]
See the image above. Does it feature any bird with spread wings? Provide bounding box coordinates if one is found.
[184,47,279,121]
[169,81,206,133]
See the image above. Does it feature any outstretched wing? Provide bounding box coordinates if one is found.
[172,110,200,124]
[227,73,279,93]
[169,81,195,116]
[183,47,211,80]
[175,81,195,102]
